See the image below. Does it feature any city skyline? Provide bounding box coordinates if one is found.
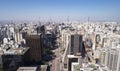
[0,0,120,22]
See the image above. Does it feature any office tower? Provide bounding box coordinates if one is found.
[25,34,42,62]
[70,34,85,57]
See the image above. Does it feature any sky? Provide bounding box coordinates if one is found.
[0,0,120,22]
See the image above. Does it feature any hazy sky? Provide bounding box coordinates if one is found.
[0,0,120,21]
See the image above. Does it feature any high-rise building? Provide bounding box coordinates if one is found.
[0,47,29,71]
[14,31,22,43]
[107,49,120,71]
[25,34,42,62]
[70,34,85,57]
[100,49,108,66]
[100,48,120,71]
[95,34,101,44]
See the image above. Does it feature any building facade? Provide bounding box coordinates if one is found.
[25,34,42,62]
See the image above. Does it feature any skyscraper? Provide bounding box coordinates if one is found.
[70,34,85,57]
[25,34,42,63]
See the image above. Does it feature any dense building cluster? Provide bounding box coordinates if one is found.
[58,22,120,71]
[0,21,120,71]
[0,22,57,71]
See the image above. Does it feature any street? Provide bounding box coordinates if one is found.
[51,34,62,71]
[51,48,60,71]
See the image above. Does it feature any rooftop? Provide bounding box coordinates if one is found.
[0,47,29,55]
[17,67,37,71]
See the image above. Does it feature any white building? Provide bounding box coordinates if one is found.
[100,48,120,71]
